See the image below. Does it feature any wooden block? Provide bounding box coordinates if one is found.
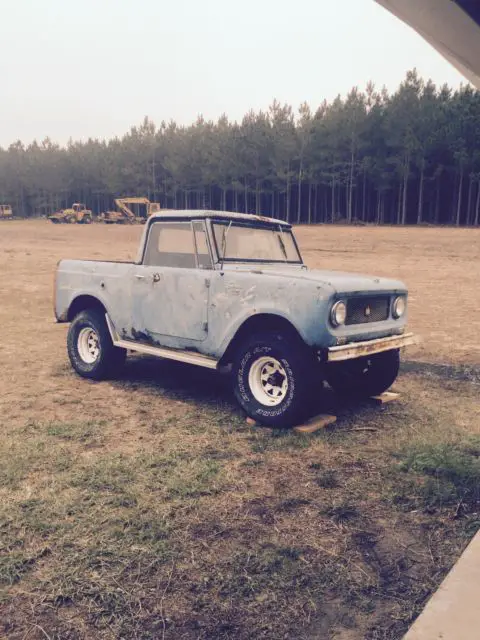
[246,416,258,426]
[370,391,400,405]
[293,414,337,434]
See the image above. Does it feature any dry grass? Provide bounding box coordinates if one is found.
[0,220,479,639]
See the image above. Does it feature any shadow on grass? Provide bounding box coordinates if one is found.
[118,355,233,407]
[108,354,408,437]
[402,359,480,384]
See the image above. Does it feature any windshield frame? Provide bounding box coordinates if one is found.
[209,219,303,265]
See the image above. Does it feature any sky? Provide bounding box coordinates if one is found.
[0,0,466,148]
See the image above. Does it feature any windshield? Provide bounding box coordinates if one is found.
[212,222,302,264]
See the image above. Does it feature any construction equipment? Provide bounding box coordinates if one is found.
[0,205,13,219]
[48,203,93,224]
[100,197,161,224]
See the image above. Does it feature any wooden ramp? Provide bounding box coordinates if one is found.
[246,414,336,432]
[293,414,337,434]
[245,392,400,432]
[369,391,400,405]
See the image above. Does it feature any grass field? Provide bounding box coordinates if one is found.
[1,220,479,639]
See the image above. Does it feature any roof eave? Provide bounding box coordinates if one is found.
[148,210,291,227]
[375,0,480,89]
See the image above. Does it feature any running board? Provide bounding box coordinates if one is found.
[105,315,219,370]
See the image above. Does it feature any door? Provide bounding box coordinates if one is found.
[132,220,211,342]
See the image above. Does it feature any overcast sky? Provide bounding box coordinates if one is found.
[0,0,466,148]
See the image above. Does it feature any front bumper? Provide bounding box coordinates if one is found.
[326,332,418,362]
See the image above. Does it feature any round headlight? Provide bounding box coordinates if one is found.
[393,296,406,319]
[330,300,347,327]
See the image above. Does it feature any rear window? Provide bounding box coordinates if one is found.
[144,222,196,268]
[143,221,212,269]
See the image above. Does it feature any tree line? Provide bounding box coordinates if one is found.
[1,69,480,226]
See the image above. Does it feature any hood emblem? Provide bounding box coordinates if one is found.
[365,305,371,317]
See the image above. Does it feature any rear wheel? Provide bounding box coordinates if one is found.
[326,349,400,399]
[67,308,126,380]
[232,332,316,427]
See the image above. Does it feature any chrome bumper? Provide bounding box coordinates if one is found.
[327,332,418,362]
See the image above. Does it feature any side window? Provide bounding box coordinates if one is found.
[144,222,196,268]
[193,221,212,269]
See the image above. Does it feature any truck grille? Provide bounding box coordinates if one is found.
[345,296,390,325]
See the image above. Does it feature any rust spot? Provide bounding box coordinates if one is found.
[132,328,153,343]
[328,334,418,362]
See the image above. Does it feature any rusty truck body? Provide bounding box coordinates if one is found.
[54,210,416,427]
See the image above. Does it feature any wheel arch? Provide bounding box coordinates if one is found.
[218,313,305,367]
[67,294,107,321]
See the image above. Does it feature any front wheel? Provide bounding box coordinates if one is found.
[67,309,126,380]
[232,332,316,428]
[326,349,400,399]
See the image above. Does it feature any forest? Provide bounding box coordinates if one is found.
[1,69,480,226]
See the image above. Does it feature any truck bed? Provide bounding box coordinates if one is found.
[55,259,134,323]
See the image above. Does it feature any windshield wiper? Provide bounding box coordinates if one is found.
[277,226,288,262]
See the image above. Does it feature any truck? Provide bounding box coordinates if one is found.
[100,197,161,224]
[54,210,417,427]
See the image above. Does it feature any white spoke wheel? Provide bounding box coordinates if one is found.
[77,327,100,364]
[232,331,316,428]
[249,356,288,406]
[67,308,126,380]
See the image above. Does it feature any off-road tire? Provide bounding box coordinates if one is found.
[232,332,316,428]
[326,349,400,399]
[67,309,126,380]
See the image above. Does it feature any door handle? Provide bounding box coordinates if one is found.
[135,274,146,280]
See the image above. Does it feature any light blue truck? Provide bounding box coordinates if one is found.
[54,210,416,426]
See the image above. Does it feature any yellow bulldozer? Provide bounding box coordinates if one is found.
[48,203,93,224]
[100,197,160,224]
[0,204,13,219]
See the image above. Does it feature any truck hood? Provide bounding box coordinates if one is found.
[225,265,407,294]
[301,269,406,294]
